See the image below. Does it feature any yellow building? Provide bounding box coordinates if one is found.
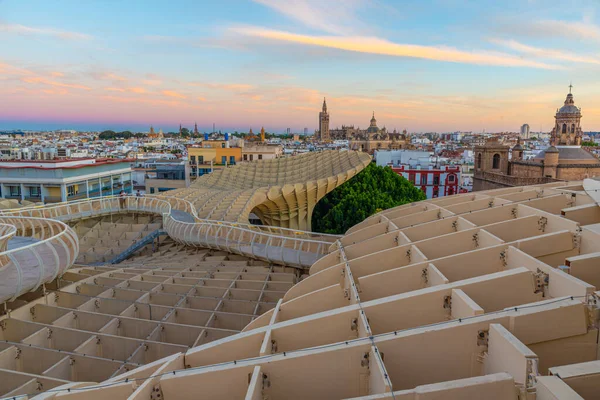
[187,143,242,178]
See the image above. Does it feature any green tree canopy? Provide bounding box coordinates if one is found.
[312,163,426,234]
[581,141,597,147]
[99,130,141,140]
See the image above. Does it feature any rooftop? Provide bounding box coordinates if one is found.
[0,156,599,398]
[0,158,131,170]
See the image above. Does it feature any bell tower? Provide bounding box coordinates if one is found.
[551,84,583,146]
[318,98,330,141]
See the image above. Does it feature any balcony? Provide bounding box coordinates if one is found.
[67,193,87,200]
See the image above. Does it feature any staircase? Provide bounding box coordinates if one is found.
[109,229,167,264]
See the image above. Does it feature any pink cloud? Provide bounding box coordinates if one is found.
[232,26,561,69]
[0,23,92,40]
[21,76,91,90]
[192,82,255,91]
[162,90,187,99]
[128,87,146,94]
[103,73,127,81]
[104,87,126,92]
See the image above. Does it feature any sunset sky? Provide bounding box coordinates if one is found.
[1,0,600,133]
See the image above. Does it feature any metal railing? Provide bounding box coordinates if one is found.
[1,195,337,269]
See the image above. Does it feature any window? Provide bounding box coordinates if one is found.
[477,153,482,169]
[408,173,416,184]
[562,123,567,134]
[9,185,21,197]
[433,187,439,198]
[571,124,575,133]
[243,154,248,161]
[150,187,155,194]
[492,153,500,169]
[67,185,75,196]
[258,154,263,160]
[29,186,40,197]
[190,156,196,164]
[250,154,254,161]
[221,143,226,148]
[420,174,427,185]
[221,156,227,165]
[229,156,235,165]
[198,156,204,164]
[433,176,440,185]
[448,174,456,183]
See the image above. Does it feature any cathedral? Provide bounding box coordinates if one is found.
[474,87,600,191]
[148,126,164,139]
[316,98,409,153]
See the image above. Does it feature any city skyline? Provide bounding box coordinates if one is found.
[1,0,600,132]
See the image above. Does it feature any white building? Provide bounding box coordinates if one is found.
[0,158,132,203]
[374,150,434,168]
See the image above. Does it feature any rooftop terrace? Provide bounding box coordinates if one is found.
[0,168,599,398]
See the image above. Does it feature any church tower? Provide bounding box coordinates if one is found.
[194,122,199,135]
[318,98,330,141]
[550,84,583,146]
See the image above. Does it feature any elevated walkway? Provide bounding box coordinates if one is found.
[2,196,338,270]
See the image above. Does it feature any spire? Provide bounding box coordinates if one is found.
[569,82,573,94]
[370,111,377,127]
[194,122,199,135]
[322,97,327,112]
[179,123,182,134]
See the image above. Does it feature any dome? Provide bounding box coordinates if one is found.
[557,93,580,114]
[512,143,523,151]
[545,146,559,154]
[558,104,580,114]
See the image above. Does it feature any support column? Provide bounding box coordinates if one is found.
[60,184,67,202]
[40,184,45,203]
[110,176,114,196]
[20,183,25,201]
[86,179,90,199]
[99,177,102,198]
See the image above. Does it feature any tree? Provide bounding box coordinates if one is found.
[581,141,597,147]
[311,163,426,234]
[99,130,117,139]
